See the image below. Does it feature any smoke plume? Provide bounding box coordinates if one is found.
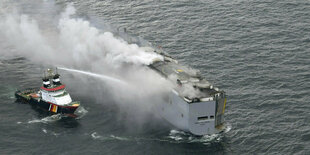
[0,2,172,128]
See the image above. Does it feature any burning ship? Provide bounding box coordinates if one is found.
[15,69,80,116]
[141,47,227,136]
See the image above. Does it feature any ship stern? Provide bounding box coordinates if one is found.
[188,92,227,135]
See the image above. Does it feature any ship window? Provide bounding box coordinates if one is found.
[210,116,214,119]
[197,116,208,121]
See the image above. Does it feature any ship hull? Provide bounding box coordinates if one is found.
[15,91,78,115]
[157,90,225,136]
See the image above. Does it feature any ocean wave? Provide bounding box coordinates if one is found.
[75,106,88,119]
[167,123,232,144]
[90,132,130,141]
[27,114,62,124]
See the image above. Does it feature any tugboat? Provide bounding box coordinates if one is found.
[15,68,80,116]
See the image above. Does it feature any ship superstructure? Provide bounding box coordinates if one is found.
[142,47,227,135]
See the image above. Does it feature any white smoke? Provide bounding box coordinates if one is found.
[0,3,163,67]
[58,4,163,67]
[0,13,54,60]
[0,2,171,128]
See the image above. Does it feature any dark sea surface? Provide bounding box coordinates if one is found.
[0,0,310,154]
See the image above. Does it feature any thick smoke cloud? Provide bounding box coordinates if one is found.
[0,2,173,128]
[0,4,163,67]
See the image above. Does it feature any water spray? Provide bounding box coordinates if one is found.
[58,67,127,85]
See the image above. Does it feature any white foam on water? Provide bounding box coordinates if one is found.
[90,132,130,141]
[224,123,232,133]
[41,128,60,137]
[169,129,186,135]
[28,114,62,124]
[168,129,186,141]
[110,135,130,141]
[52,132,60,137]
[74,106,88,119]
[195,134,221,143]
[168,135,183,141]
[167,129,224,144]
[91,132,102,139]
[42,128,47,133]
[89,130,223,144]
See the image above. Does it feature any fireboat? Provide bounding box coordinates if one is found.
[15,68,80,116]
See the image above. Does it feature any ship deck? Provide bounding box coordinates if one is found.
[148,52,220,100]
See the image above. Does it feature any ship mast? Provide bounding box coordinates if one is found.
[53,68,61,85]
[42,70,50,88]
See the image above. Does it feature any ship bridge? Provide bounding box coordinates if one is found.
[40,69,73,106]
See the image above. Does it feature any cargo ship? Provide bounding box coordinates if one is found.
[15,69,80,116]
[141,46,227,136]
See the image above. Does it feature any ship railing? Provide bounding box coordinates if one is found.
[20,88,38,94]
